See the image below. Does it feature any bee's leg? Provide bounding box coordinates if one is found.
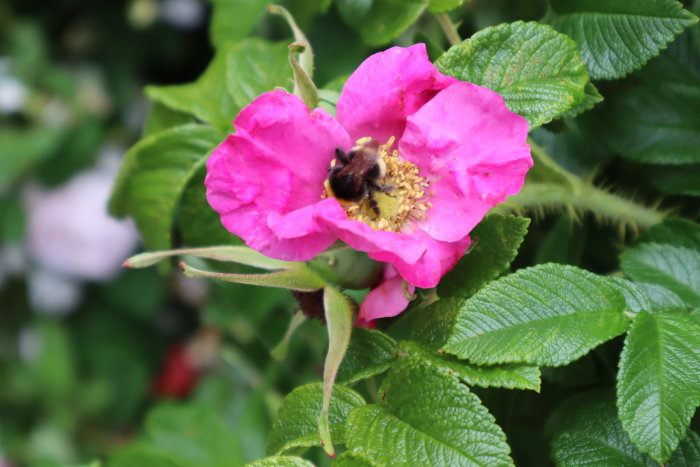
[369,198,380,216]
[368,179,393,195]
[334,147,350,164]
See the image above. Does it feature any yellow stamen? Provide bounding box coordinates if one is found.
[323,137,431,232]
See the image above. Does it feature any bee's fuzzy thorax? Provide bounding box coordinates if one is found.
[324,136,431,232]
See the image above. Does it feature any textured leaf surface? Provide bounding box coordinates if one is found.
[246,456,314,467]
[611,277,654,315]
[400,341,541,391]
[226,39,293,110]
[345,355,513,466]
[332,451,379,466]
[604,84,700,164]
[667,431,700,467]
[438,215,529,300]
[109,125,223,251]
[337,328,397,385]
[548,0,698,80]
[561,81,603,118]
[638,218,700,250]
[620,243,700,307]
[436,21,589,128]
[443,264,628,366]
[267,383,364,455]
[336,0,428,46]
[617,311,700,463]
[551,399,658,467]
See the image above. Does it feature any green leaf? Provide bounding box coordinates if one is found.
[638,218,700,250]
[336,0,429,46]
[604,84,700,164]
[146,48,238,131]
[267,383,365,455]
[668,431,700,466]
[0,196,25,242]
[547,0,698,80]
[226,39,294,110]
[635,283,686,311]
[31,321,76,402]
[332,451,379,466]
[337,328,398,385]
[551,398,658,467]
[135,403,244,467]
[428,0,464,14]
[109,446,186,467]
[435,21,589,129]
[649,164,700,196]
[611,277,654,315]
[443,264,628,366]
[438,215,530,299]
[177,166,241,247]
[0,127,62,191]
[109,124,224,252]
[620,243,700,307]
[208,0,270,48]
[561,81,603,119]
[639,24,700,88]
[410,296,461,347]
[180,261,326,291]
[124,246,295,270]
[344,354,514,466]
[617,311,700,463]
[142,103,195,138]
[246,457,315,467]
[400,340,541,391]
[319,285,355,456]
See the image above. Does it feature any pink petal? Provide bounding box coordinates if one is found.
[205,90,351,260]
[358,265,415,322]
[315,205,470,288]
[399,82,531,242]
[336,44,457,144]
[380,233,471,289]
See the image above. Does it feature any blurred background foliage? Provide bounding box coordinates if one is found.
[0,0,698,466]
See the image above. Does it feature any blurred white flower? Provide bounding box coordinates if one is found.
[24,148,139,282]
[160,0,205,30]
[28,268,83,315]
[0,75,27,114]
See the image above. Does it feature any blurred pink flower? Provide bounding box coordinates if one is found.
[206,44,531,320]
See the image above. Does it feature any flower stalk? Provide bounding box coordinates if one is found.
[436,12,462,46]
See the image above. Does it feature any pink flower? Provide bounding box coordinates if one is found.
[206,44,531,320]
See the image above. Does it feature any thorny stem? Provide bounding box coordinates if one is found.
[436,12,461,46]
[497,143,666,231]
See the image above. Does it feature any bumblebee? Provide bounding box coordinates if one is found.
[327,138,392,214]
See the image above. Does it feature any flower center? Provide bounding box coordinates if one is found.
[324,136,431,232]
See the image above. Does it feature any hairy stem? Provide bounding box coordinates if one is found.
[496,141,666,231]
[501,182,665,230]
[436,13,461,46]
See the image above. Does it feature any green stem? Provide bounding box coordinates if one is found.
[436,13,461,46]
[500,182,665,230]
[497,140,666,231]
